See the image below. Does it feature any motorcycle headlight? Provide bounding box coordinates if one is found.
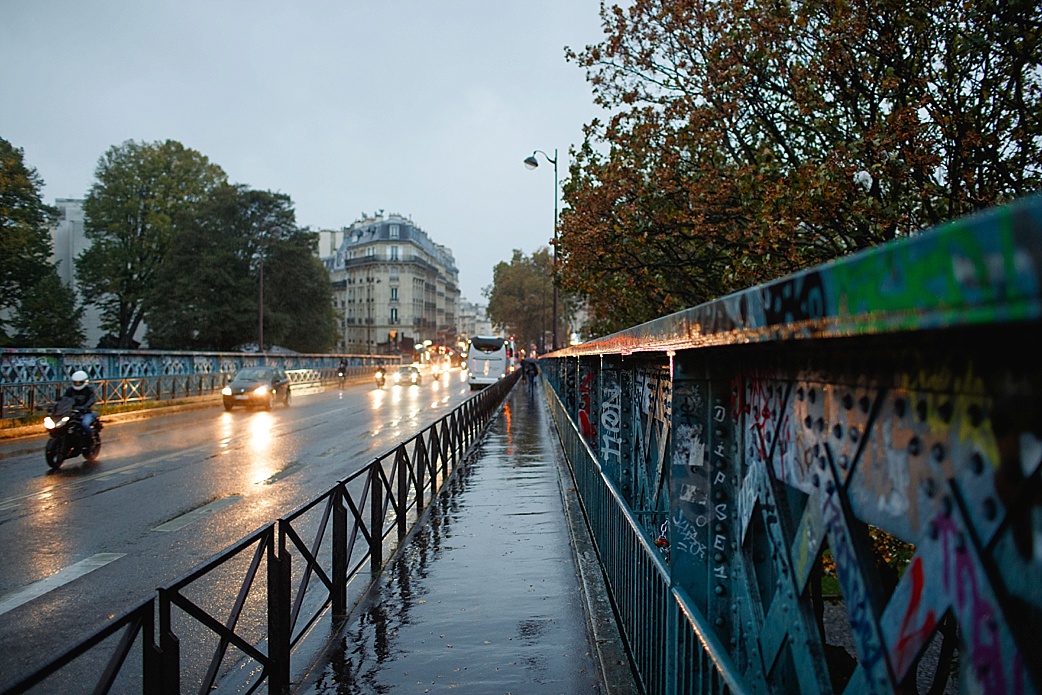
[253,385,269,396]
[44,416,56,429]
[221,386,232,396]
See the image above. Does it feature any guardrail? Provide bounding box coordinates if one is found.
[0,366,396,421]
[539,194,1042,695]
[2,371,519,694]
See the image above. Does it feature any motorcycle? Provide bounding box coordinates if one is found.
[374,369,385,388]
[43,396,102,469]
[338,368,346,388]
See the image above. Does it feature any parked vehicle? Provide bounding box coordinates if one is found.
[222,366,292,410]
[375,368,386,388]
[43,396,102,468]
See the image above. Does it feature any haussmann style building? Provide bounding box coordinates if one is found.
[322,212,460,356]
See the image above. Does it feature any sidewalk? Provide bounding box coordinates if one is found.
[294,382,638,695]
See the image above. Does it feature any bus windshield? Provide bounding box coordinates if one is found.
[469,337,505,353]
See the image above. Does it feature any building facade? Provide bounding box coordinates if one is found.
[323,212,460,355]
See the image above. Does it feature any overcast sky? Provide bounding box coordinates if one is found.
[1,1,607,304]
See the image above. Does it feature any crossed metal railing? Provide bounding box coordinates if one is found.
[0,366,386,421]
[538,194,1042,695]
[2,370,519,695]
[0,349,402,421]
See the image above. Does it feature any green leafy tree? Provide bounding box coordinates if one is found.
[486,248,564,353]
[11,271,85,346]
[77,139,227,347]
[561,0,1042,334]
[0,136,84,346]
[146,186,337,352]
[261,231,338,353]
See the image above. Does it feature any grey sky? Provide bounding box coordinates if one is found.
[1,1,606,304]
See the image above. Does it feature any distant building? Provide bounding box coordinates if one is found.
[457,301,493,346]
[50,199,114,348]
[322,212,460,355]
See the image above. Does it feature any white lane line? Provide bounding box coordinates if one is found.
[152,495,242,532]
[0,553,125,617]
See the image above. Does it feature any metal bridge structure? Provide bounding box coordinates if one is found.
[0,350,400,420]
[539,194,1042,695]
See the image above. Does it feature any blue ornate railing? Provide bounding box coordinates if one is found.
[541,194,1042,695]
[0,350,401,420]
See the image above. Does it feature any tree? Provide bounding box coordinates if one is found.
[76,140,227,348]
[0,136,84,346]
[146,186,337,353]
[561,0,1042,334]
[11,271,85,347]
[486,248,562,354]
[261,231,339,353]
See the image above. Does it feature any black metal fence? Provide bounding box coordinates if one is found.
[2,371,519,694]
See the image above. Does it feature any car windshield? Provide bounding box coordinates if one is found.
[397,367,415,374]
[235,367,271,380]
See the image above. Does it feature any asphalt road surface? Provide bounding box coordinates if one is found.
[0,370,474,689]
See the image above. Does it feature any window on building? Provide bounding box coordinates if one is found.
[390,307,399,323]
[389,268,399,281]
[390,287,398,301]
[390,245,400,261]
[366,246,375,257]
[389,224,400,239]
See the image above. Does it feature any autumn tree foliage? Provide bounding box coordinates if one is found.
[560,0,1042,334]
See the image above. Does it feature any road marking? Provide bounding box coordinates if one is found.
[152,495,242,532]
[0,553,125,617]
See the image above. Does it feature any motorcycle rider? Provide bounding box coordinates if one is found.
[63,370,99,433]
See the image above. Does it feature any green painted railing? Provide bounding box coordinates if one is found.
[541,194,1042,695]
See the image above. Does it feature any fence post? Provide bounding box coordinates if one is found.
[157,588,181,695]
[370,460,384,572]
[332,485,348,619]
[396,445,409,539]
[268,527,291,694]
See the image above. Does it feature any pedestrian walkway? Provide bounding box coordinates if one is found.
[294,383,638,694]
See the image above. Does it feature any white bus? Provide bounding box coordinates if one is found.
[466,335,516,390]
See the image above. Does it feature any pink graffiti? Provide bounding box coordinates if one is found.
[936,516,1023,695]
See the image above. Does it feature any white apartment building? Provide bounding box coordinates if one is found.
[51,199,111,347]
[323,212,460,355]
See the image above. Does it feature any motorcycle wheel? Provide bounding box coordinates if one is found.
[84,435,102,462]
[45,438,64,469]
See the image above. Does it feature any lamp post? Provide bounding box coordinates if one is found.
[523,148,558,351]
[257,226,280,354]
[258,257,264,352]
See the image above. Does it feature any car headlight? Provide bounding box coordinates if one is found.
[222,386,232,396]
[253,385,269,396]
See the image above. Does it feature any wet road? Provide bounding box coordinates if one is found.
[297,384,606,695]
[0,370,473,688]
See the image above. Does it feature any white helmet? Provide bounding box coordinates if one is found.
[71,370,89,390]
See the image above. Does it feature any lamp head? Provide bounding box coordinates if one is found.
[523,155,539,170]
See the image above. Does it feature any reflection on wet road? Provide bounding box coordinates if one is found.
[299,386,603,694]
[0,370,473,688]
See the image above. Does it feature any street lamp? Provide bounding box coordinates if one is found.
[257,226,281,354]
[523,148,559,351]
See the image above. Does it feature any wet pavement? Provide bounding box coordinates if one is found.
[295,383,636,694]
